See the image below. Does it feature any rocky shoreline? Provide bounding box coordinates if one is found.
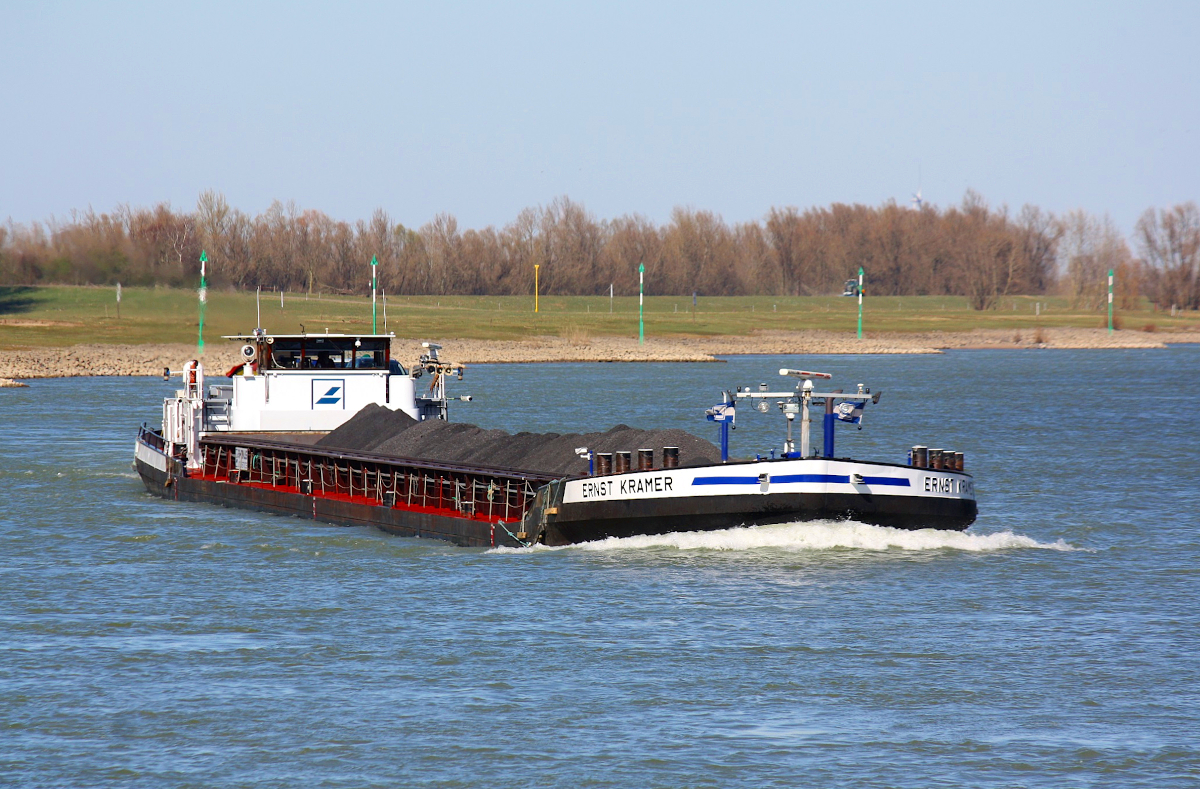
[1,328,1197,381]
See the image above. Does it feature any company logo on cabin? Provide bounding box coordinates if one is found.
[312,379,346,409]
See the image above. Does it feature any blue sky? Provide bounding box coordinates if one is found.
[2,1,1196,234]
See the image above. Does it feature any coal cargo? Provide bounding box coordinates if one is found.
[318,404,719,477]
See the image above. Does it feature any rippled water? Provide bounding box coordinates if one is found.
[2,348,1198,787]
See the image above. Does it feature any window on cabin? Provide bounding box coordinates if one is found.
[268,339,305,369]
[269,337,390,370]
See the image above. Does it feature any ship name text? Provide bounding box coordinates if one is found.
[579,475,675,499]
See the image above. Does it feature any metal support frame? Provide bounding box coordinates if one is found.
[191,435,553,523]
[735,369,877,460]
[799,382,812,457]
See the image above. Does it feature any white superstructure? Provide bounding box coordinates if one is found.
[160,332,464,469]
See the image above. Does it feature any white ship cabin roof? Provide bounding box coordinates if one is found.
[223,333,405,374]
[222,333,398,340]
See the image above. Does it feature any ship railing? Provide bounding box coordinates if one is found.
[197,435,561,523]
[138,424,187,462]
[138,425,166,453]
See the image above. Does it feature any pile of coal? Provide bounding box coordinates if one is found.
[315,403,417,453]
[316,403,719,476]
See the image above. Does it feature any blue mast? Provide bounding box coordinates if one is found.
[824,394,836,458]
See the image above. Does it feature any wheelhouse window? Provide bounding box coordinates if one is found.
[266,337,391,370]
[267,339,305,369]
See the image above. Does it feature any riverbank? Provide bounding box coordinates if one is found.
[5,287,1200,349]
[1,327,1196,380]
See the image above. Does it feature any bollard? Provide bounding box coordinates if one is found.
[615,451,632,474]
[596,452,613,475]
[638,449,654,471]
[663,447,680,468]
[912,445,928,468]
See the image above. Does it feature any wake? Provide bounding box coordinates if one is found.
[492,520,1077,554]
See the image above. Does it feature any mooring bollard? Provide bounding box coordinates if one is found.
[662,447,679,468]
[596,452,613,475]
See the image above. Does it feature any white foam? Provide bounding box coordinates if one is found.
[492,520,1077,555]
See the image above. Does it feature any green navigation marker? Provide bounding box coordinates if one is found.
[199,250,208,354]
[857,266,864,339]
[1108,268,1114,334]
[638,261,645,345]
[371,254,379,333]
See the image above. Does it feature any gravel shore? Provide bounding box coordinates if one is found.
[1,328,1196,381]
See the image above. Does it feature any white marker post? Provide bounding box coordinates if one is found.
[1108,269,1114,334]
[638,263,645,344]
[198,251,208,353]
[371,254,378,333]
[857,266,864,339]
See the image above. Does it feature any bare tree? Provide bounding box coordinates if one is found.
[0,190,1116,300]
[195,191,231,258]
[1015,205,1061,294]
[601,214,661,295]
[955,199,1002,310]
[1136,202,1200,309]
[1059,211,1130,310]
[420,213,461,295]
[732,220,774,294]
[765,207,805,295]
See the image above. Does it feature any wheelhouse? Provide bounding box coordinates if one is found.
[227,333,405,374]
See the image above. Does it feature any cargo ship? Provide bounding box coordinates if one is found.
[134,331,976,547]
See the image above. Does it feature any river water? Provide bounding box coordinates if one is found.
[2,348,1198,788]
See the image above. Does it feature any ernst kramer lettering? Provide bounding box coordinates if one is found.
[580,475,676,500]
[924,475,973,495]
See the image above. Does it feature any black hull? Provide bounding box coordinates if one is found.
[541,491,976,545]
[137,451,975,550]
[135,456,523,548]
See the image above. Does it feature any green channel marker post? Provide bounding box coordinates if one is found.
[1108,269,1114,334]
[638,261,645,344]
[857,266,864,339]
[198,250,208,354]
[371,254,378,333]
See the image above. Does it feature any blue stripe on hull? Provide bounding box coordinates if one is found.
[691,474,911,487]
[859,476,910,487]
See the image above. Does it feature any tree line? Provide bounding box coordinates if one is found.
[2,191,1196,310]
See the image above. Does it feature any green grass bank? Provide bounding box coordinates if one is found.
[0,285,1195,350]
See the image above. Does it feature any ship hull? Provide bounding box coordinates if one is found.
[540,491,975,545]
[135,432,976,548]
[134,452,524,548]
[528,456,976,545]
[133,432,542,548]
